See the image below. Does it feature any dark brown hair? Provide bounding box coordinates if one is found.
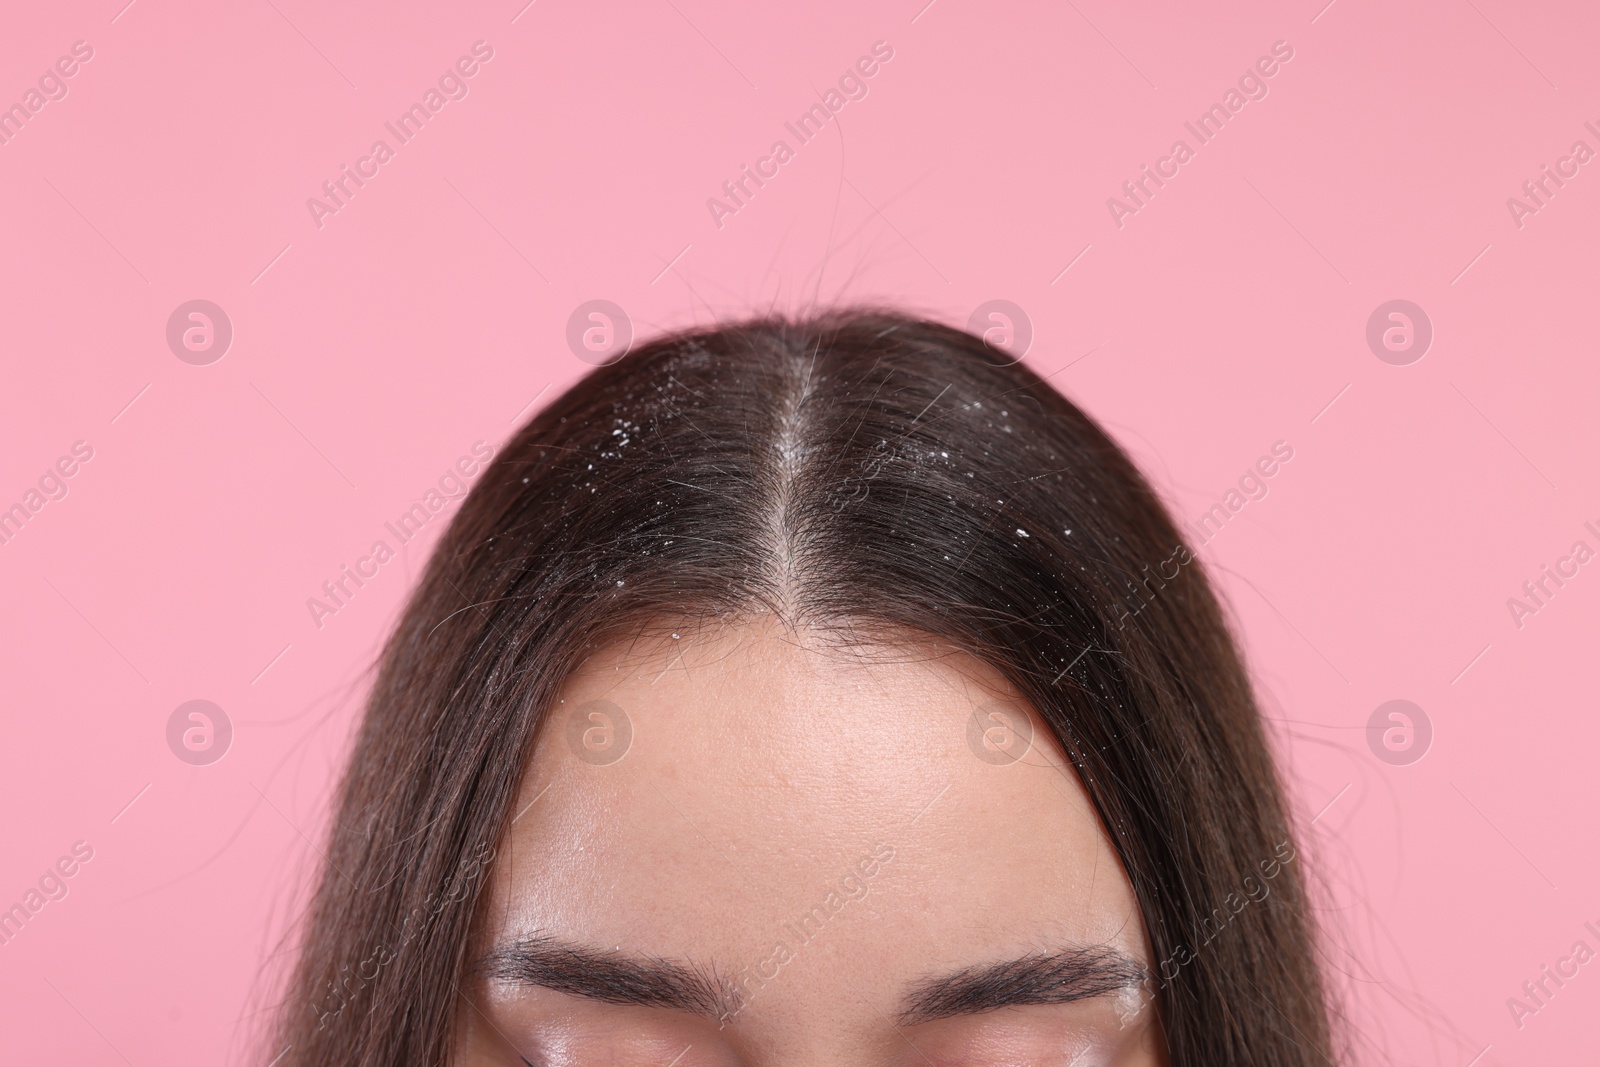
[271,308,1335,1065]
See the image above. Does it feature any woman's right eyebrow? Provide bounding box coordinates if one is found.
[476,936,739,1019]
[476,936,1148,1026]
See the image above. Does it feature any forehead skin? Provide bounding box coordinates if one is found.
[454,616,1164,1066]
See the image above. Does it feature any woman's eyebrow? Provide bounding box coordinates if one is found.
[476,936,739,1019]
[476,937,1147,1027]
[895,947,1150,1026]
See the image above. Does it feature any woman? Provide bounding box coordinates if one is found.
[272,309,1335,1065]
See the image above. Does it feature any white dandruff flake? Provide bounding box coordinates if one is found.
[1016,528,1029,537]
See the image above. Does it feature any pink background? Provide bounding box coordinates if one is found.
[1,0,1596,1062]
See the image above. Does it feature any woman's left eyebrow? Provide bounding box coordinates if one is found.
[894,946,1150,1026]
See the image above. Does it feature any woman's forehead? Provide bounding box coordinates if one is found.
[522,615,1074,823]
[484,617,1145,964]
